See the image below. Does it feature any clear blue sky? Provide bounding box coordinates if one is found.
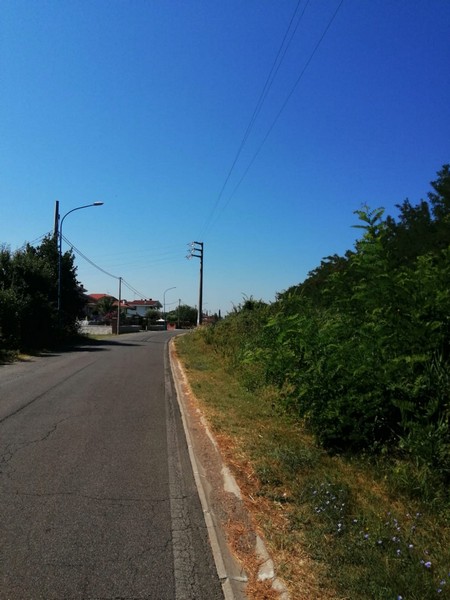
[1,1,449,315]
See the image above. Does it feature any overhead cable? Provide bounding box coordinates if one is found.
[62,234,120,280]
[63,236,152,298]
[204,0,344,233]
[199,0,307,238]
[121,278,150,300]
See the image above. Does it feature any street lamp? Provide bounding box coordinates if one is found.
[57,202,104,319]
[163,286,176,330]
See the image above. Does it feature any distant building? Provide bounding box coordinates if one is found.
[121,299,162,318]
[84,294,162,321]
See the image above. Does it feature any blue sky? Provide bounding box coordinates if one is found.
[1,1,449,315]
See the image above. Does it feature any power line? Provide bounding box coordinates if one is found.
[199,0,307,238]
[203,0,344,234]
[62,235,119,280]
[121,279,150,300]
[63,236,160,300]
[15,231,53,251]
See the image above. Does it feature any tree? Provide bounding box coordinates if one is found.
[0,235,84,350]
[96,296,116,317]
[166,304,197,327]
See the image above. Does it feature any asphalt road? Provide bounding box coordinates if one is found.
[0,331,224,600]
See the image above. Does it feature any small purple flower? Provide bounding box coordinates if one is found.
[424,561,432,569]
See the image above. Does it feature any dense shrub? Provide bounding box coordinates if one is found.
[200,165,450,489]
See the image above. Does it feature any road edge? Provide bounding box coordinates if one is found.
[168,338,248,600]
[169,337,291,600]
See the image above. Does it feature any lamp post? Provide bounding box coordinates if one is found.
[57,202,104,320]
[163,286,176,330]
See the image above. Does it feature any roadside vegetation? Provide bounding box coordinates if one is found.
[175,165,450,600]
[0,235,85,361]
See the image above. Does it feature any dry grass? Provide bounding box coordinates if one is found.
[175,333,450,600]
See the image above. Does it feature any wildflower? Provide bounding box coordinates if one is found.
[424,561,432,569]
[398,595,403,600]
[408,544,414,549]
[396,549,401,556]
[364,533,369,540]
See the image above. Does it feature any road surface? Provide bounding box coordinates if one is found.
[0,331,224,599]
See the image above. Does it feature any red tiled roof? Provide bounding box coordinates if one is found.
[126,299,160,307]
[87,294,118,302]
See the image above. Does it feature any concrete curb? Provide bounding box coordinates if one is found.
[169,339,290,600]
[169,340,245,600]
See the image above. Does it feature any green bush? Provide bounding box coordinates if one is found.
[199,165,450,492]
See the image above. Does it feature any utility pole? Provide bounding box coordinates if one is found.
[54,200,60,240]
[117,276,122,335]
[187,241,204,325]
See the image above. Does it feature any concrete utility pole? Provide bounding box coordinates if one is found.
[187,241,204,325]
[117,277,122,335]
[54,200,60,240]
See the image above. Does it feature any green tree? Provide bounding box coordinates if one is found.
[96,295,116,317]
[0,235,84,350]
[166,304,197,327]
